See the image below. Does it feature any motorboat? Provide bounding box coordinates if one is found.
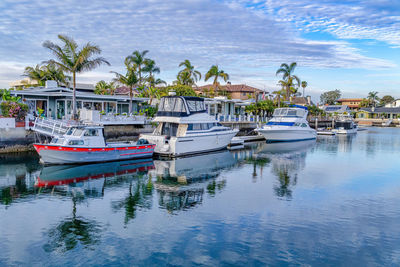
[33,125,155,164]
[332,115,357,134]
[256,106,317,142]
[140,95,238,157]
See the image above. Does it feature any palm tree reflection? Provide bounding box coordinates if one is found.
[43,196,102,252]
[111,174,153,225]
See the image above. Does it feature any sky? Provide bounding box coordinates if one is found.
[0,0,399,102]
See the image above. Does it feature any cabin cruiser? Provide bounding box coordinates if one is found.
[140,96,238,157]
[33,125,155,164]
[256,106,317,142]
[332,115,357,134]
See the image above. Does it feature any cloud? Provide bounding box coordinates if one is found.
[0,0,397,89]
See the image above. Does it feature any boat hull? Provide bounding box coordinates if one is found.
[33,144,155,164]
[257,128,317,142]
[141,130,238,157]
[332,128,357,134]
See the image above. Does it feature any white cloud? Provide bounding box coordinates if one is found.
[0,0,398,91]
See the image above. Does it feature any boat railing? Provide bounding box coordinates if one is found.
[216,114,268,123]
[32,117,73,137]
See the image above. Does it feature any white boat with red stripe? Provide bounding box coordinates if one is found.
[33,125,155,165]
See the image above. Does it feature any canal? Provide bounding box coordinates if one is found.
[1,127,400,266]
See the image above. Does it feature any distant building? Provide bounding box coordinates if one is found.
[115,86,140,96]
[337,98,363,110]
[384,99,400,108]
[291,96,313,106]
[9,79,95,93]
[195,83,265,100]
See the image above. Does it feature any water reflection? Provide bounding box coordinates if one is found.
[43,197,103,252]
[152,151,237,213]
[256,140,315,200]
[0,153,41,205]
[36,159,154,199]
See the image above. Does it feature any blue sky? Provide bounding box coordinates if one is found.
[0,0,399,102]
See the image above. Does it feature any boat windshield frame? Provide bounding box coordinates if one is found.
[273,108,307,118]
[157,96,206,117]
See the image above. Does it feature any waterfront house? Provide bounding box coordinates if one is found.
[195,83,265,100]
[337,98,363,110]
[384,99,400,108]
[9,81,147,120]
[357,107,400,119]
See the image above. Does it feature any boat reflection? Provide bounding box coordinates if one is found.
[256,140,315,200]
[152,150,237,213]
[35,159,154,198]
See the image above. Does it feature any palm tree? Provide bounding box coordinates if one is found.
[22,64,47,86]
[174,71,195,86]
[43,35,110,119]
[143,59,160,79]
[301,81,308,97]
[367,91,379,107]
[276,62,300,101]
[111,58,138,113]
[178,59,201,84]
[205,65,229,94]
[127,50,149,86]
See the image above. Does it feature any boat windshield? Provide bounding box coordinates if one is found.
[159,97,187,113]
[273,108,306,118]
[158,96,206,117]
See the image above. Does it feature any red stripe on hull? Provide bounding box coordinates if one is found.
[33,144,156,153]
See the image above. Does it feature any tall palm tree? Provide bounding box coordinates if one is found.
[178,59,201,84]
[111,58,138,113]
[301,81,308,97]
[367,91,379,107]
[43,35,110,119]
[127,50,149,86]
[205,65,229,93]
[276,62,300,101]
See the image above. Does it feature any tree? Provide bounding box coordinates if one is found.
[205,65,229,91]
[22,65,47,86]
[367,91,379,107]
[276,62,300,101]
[43,35,110,119]
[127,50,149,86]
[174,71,194,86]
[379,95,394,106]
[23,63,70,87]
[301,81,308,97]
[166,85,197,96]
[320,89,341,105]
[359,98,370,108]
[111,58,138,113]
[178,60,201,84]
[94,80,115,95]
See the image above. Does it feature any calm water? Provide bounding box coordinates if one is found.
[1,127,400,266]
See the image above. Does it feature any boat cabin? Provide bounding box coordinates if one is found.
[273,107,308,118]
[51,126,105,147]
[157,96,206,117]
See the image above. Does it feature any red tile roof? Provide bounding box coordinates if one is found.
[195,84,263,93]
[115,86,140,95]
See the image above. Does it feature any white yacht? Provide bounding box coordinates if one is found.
[140,95,238,157]
[332,115,357,134]
[256,106,317,142]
